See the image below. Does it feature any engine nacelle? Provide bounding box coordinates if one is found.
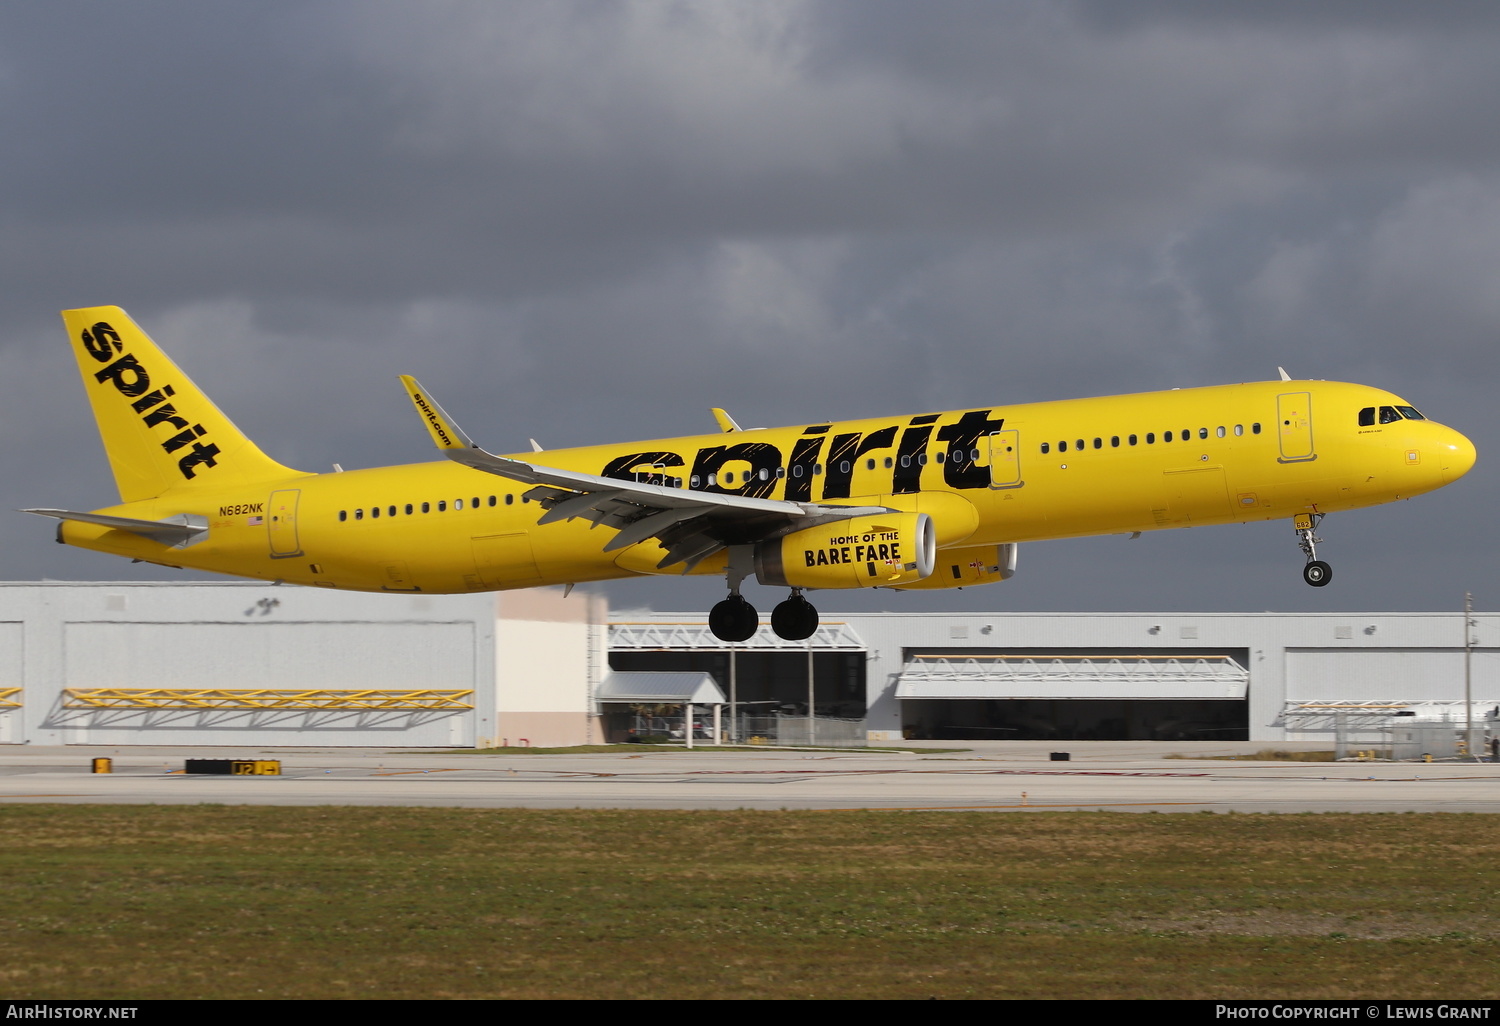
[756,512,936,589]
[893,543,1017,591]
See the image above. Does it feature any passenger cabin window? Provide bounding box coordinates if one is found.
[1041,442,1050,454]
[1234,425,1243,436]
[1164,431,1173,442]
[1111,436,1120,447]
[1059,441,1068,452]
[354,509,364,520]
[505,494,514,505]
[1146,433,1155,443]
[1252,423,1262,434]
[1199,427,1209,439]
[421,502,430,513]
[1093,437,1102,449]
[1215,426,1225,438]
[338,510,347,522]
[438,500,447,511]
[371,507,380,519]
[1128,434,1138,446]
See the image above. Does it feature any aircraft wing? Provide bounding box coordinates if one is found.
[399,376,888,570]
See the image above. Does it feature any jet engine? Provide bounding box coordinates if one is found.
[755,511,935,589]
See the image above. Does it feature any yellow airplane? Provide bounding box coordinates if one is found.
[27,306,1477,642]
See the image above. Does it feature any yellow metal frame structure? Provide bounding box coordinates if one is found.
[63,687,474,710]
[0,687,20,708]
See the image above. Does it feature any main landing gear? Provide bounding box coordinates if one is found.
[770,590,819,641]
[1295,512,1332,587]
[708,590,823,642]
[708,593,759,642]
[708,548,823,642]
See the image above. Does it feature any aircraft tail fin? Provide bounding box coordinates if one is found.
[61,306,303,502]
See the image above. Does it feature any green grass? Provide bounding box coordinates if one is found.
[1,806,1497,999]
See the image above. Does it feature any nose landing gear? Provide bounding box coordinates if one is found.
[1295,512,1332,587]
[770,590,819,641]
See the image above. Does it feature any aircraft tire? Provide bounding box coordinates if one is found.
[771,596,819,641]
[710,596,759,642]
[1303,560,1332,587]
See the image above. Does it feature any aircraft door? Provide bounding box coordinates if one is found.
[1276,392,1317,463]
[986,430,1023,489]
[267,489,303,558]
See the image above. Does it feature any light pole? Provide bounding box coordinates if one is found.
[1465,592,1475,758]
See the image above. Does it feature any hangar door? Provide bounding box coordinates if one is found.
[895,652,1249,741]
[1285,649,1500,704]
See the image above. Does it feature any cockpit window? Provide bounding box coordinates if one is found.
[1358,407,1375,427]
[1397,406,1426,420]
[1379,406,1403,424]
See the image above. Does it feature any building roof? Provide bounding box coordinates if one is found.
[597,672,727,705]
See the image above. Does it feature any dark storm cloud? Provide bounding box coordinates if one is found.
[3,1,1498,612]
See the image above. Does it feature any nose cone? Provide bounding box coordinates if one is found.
[1439,427,1477,484]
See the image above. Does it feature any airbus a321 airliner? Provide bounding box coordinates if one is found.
[27,306,1476,641]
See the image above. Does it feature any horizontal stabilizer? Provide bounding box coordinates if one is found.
[21,508,208,548]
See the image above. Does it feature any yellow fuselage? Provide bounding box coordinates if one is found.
[64,379,1475,593]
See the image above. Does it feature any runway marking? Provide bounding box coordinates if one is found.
[370,768,467,777]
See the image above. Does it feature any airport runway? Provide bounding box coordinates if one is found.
[2,742,1498,812]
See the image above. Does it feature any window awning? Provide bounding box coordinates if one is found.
[894,654,1248,700]
[597,672,727,706]
[609,621,865,651]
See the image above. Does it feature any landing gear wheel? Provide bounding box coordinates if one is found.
[771,594,819,641]
[1303,560,1332,587]
[709,595,759,642]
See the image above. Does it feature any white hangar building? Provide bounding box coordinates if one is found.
[613,610,1499,745]
[0,582,1494,747]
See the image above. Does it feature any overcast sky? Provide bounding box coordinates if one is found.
[4,1,1498,615]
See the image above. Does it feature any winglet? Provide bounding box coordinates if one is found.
[399,376,475,451]
[711,408,742,433]
[1277,366,1292,382]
